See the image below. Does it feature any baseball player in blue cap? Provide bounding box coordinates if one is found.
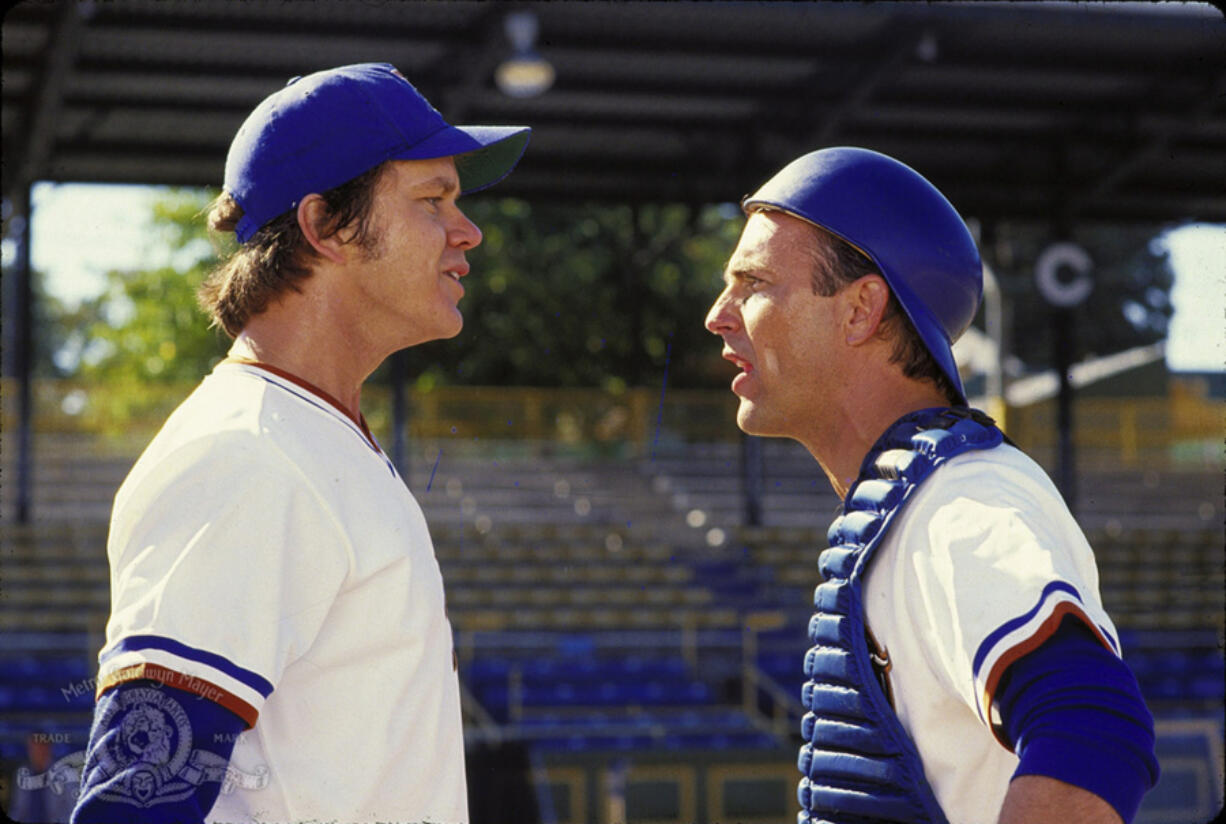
[706,147,1159,824]
[72,63,529,824]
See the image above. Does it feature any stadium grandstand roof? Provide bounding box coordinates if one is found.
[3,0,1225,223]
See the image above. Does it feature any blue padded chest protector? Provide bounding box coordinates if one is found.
[798,407,1005,824]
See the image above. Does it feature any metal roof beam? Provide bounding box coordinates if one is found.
[433,7,504,123]
[4,0,87,202]
[1071,71,1226,214]
[809,27,932,146]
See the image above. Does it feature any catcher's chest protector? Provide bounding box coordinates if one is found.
[798,407,1005,824]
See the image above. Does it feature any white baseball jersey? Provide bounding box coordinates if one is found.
[862,444,1119,824]
[96,359,468,824]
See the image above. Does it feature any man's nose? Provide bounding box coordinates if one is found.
[705,289,739,335]
[449,209,483,250]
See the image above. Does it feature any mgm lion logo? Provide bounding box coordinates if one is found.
[120,701,179,773]
[90,686,270,807]
[22,687,269,809]
[94,686,197,807]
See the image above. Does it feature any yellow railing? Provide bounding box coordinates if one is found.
[1006,398,1172,465]
[1004,392,1224,469]
[2,378,1222,467]
[0,378,742,453]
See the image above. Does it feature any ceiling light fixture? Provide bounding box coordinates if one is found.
[495,11,554,98]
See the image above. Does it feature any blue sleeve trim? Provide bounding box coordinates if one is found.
[101,634,274,697]
[996,617,1159,823]
[971,580,1086,678]
[70,679,249,824]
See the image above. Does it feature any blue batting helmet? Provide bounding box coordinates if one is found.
[742,147,982,402]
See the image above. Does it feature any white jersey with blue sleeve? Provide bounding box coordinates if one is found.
[94,360,467,824]
[862,444,1119,824]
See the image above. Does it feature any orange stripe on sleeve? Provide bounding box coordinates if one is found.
[980,602,1115,751]
[96,663,260,729]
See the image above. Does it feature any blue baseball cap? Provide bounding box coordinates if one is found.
[224,62,531,243]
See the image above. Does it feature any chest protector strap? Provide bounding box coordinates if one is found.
[798,407,1005,824]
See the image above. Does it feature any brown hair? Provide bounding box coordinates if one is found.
[199,163,388,337]
[801,218,962,405]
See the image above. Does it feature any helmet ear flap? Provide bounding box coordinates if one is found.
[743,147,982,403]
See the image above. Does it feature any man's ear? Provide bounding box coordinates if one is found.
[844,274,891,346]
[297,195,346,264]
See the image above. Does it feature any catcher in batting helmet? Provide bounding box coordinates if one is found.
[708,147,1159,824]
[742,146,982,403]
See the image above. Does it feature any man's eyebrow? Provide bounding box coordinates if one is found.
[413,176,460,195]
[722,264,761,284]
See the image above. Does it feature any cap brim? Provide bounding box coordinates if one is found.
[393,124,531,194]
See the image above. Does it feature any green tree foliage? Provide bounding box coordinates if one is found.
[57,189,1175,395]
[54,189,741,392]
[31,267,77,378]
[399,199,741,390]
[71,188,230,384]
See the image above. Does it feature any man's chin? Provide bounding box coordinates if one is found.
[735,401,781,438]
[399,315,463,350]
[433,313,464,342]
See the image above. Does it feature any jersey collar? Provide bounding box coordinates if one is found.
[220,356,382,454]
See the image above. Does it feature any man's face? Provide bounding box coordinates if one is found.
[705,211,846,440]
[351,156,482,349]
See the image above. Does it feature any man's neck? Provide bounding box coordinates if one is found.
[802,378,952,500]
[229,300,377,422]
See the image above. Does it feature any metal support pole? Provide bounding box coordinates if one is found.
[1041,193,1087,515]
[741,433,764,526]
[979,221,1008,429]
[2,1,90,523]
[389,349,410,480]
[9,187,34,523]
[1054,309,1076,513]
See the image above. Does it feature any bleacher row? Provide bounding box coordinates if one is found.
[647,437,1226,531]
[2,489,1222,649]
[514,707,775,752]
[449,583,716,610]
[1,433,1223,822]
[453,607,740,633]
[741,525,1225,631]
